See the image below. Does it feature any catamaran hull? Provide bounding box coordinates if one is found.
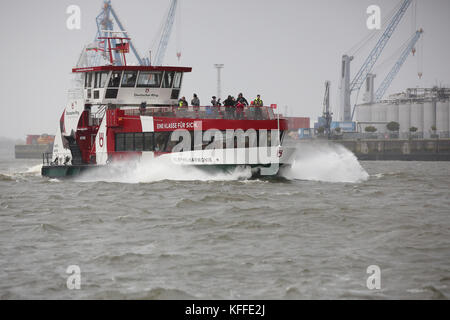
[41,163,292,179]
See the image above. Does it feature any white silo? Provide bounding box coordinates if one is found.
[371,103,387,133]
[410,102,424,134]
[370,103,378,132]
[399,102,411,138]
[355,104,371,131]
[423,101,436,138]
[436,100,449,137]
[387,103,399,123]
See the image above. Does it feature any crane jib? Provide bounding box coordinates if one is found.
[350,0,412,92]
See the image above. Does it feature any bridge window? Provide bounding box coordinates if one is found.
[121,71,137,88]
[162,71,175,88]
[108,71,122,88]
[137,71,162,88]
[94,72,108,88]
[85,73,93,88]
[100,72,108,88]
[173,72,183,89]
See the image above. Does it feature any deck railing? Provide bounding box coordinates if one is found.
[123,105,276,120]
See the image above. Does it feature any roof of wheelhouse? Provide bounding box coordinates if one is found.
[72,65,192,73]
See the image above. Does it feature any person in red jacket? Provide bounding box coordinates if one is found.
[235,100,245,119]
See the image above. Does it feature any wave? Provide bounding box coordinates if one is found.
[89,287,197,300]
[25,164,43,175]
[280,141,369,183]
[0,173,14,181]
[76,156,252,184]
[0,164,43,181]
[69,142,368,184]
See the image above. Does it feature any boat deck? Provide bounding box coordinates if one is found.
[123,105,277,121]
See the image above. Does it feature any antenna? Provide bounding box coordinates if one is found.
[214,64,224,100]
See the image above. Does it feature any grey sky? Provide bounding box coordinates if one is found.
[0,0,449,139]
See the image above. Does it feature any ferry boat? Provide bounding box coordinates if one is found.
[41,35,295,178]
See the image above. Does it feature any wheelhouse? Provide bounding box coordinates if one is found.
[74,65,192,106]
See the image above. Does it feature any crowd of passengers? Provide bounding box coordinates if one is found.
[177,93,265,120]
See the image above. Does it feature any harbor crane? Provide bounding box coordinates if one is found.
[340,0,413,121]
[94,0,144,66]
[374,29,423,102]
[322,81,333,138]
[77,0,144,67]
[77,0,179,67]
[150,0,179,66]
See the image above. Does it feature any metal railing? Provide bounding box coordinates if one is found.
[124,105,276,120]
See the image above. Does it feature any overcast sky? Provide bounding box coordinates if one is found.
[0,0,449,139]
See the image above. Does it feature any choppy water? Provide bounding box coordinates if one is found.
[0,141,448,299]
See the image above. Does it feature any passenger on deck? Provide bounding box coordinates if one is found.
[253,94,263,106]
[236,93,249,106]
[223,95,235,119]
[191,93,200,106]
[253,94,264,120]
[178,96,188,107]
[235,100,245,119]
[211,96,220,106]
[139,102,147,115]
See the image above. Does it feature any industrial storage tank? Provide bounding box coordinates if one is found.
[370,103,387,133]
[410,102,424,135]
[386,103,399,123]
[423,101,436,138]
[398,102,411,138]
[355,104,371,131]
[436,100,449,137]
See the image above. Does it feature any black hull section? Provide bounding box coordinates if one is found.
[41,163,290,179]
[41,165,97,178]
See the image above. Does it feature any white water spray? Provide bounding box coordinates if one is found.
[76,155,252,183]
[280,141,369,183]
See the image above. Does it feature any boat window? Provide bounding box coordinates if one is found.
[108,71,122,88]
[115,133,125,151]
[121,71,137,88]
[162,71,175,88]
[99,72,108,88]
[144,132,154,151]
[125,133,134,151]
[116,132,155,152]
[154,132,170,152]
[173,72,183,89]
[137,71,162,88]
[134,133,144,151]
[94,72,108,88]
[85,73,93,88]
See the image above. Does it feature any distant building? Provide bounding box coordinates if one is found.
[354,87,450,139]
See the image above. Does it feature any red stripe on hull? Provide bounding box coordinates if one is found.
[153,117,288,132]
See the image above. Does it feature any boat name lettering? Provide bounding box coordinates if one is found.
[65,110,80,116]
[134,93,159,97]
[156,121,199,130]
